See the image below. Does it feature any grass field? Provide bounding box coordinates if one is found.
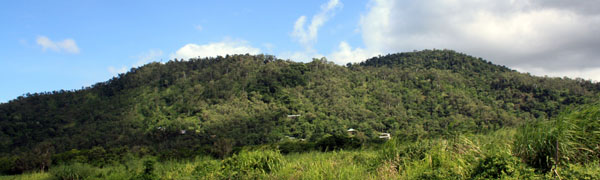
[3,128,598,180]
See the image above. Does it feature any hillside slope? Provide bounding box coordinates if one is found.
[0,50,598,157]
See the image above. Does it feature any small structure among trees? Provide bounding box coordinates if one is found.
[287,114,301,118]
[347,128,357,136]
[379,133,391,140]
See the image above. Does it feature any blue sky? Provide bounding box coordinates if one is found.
[1,0,599,103]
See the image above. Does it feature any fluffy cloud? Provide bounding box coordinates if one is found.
[172,39,260,60]
[292,0,342,49]
[328,41,379,64]
[358,0,600,80]
[36,36,80,54]
[287,0,341,62]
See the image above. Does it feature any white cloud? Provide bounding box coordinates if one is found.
[286,0,341,62]
[36,36,80,54]
[291,0,342,49]
[357,0,600,80]
[108,49,164,76]
[328,41,379,64]
[195,25,203,31]
[172,39,260,60]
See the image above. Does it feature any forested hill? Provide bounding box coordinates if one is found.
[1,50,598,157]
[360,50,512,74]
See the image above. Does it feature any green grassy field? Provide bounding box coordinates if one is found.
[2,128,598,180]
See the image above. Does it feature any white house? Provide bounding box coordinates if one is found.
[379,133,391,140]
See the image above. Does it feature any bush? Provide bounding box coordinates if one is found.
[221,150,284,179]
[192,156,221,178]
[52,146,130,167]
[471,151,538,179]
[315,134,361,152]
[131,159,158,180]
[52,149,88,165]
[378,139,433,163]
[558,161,600,180]
[405,147,467,180]
[0,156,17,175]
[50,163,99,180]
[277,141,314,154]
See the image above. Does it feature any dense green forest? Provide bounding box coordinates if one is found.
[1,50,599,178]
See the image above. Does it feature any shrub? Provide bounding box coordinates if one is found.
[471,151,538,179]
[50,163,98,180]
[211,138,234,158]
[52,149,88,165]
[0,156,17,175]
[221,150,284,179]
[378,139,432,163]
[277,140,314,154]
[131,159,158,180]
[558,161,600,180]
[404,147,467,180]
[192,156,221,178]
[315,134,361,152]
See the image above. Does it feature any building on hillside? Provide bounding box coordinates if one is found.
[287,114,301,118]
[379,133,391,140]
[347,128,357,136]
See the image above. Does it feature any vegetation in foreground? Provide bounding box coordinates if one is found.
[2,128,599,180]
[2,101,599,179]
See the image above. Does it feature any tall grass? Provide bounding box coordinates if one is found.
[0,172,51,180]
[274,151,376,179]
[514,103,600,171]
[2,117,599,180]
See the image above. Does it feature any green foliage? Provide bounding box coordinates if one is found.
[471,151,537,179]
[211,138,234,159]
[0,156,17,175]
[398,142,470,179]
[4,127,599,179]
[557,161,600,180]
[220,150,283,179]
[52,147,131,168]
[0,171,52,180]
[49,163,98,180]
[514,102,600,171]
[378,139,433,163]
[131,159,157,180]
[315,134,362,151]
[277,140,315,154]
[191,156,221,178]
[513,120,559,171]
